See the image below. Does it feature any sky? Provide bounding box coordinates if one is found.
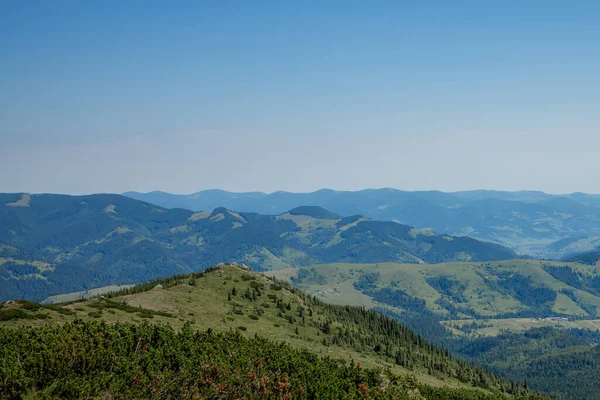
[1,1,599,195]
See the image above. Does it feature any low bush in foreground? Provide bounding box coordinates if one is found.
[0,320,547,399]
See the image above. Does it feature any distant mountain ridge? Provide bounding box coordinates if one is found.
[0,192,515,302]
[124,188,600,258]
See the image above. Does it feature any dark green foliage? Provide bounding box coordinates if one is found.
[352,271,431,314]
[87,311,102,318]
[0,308,33,321]
[456,321,493,334]
[0,301,55,321]
[483,273,556,315]
[374,307,456,347]
[544,264,600,301]
[560,289,597,316]
[367,288,428,311]
[260,277,530,395]
[15,300,41,311]
[353,271,380,291]
[291,267,327,285]
[564,250,600,265]
[44,305,76,316]
[456,326,600,400]
[87,298,174,318]
[0,320,546,399]
[426,277,468,303]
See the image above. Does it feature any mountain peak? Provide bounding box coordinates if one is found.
[286,206,341,219]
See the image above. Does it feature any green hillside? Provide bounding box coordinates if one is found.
[271,260,600,320]
[0,264,544,399]
[271,261,600,399]
[0,193,516,302]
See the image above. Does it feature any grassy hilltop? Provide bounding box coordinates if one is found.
[0,264,544,399]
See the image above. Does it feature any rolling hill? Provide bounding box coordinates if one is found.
[271,260,600,321]
[0,193,515,302]
[0,263,545,399]
[124,189,600,258]
[271,261,600,399]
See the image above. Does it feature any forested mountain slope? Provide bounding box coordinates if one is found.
[124,188,600,258]
[0,193,515,302]
[456,327,600,400]
[272,261,600,399]
[0,264,545,399]
[563,248,600,264]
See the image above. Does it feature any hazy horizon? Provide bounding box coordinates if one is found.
[2,1,599,194]
[5,186,600,197]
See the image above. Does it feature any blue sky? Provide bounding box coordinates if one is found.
[1,1,599,194]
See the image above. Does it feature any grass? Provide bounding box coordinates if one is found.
[443,318,600,337]
[42,284,135,304]
[0,264,475,390]
[271,264,381,308]
[270,260,600,335]
[0,257,55,273]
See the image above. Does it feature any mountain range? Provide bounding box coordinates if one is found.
[0,192,514,302]
[124,189,600,258]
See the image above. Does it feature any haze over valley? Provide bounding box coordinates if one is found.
[2,1,599,399]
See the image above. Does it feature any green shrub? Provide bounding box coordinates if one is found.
[0,321,547,400]
[16,300,41,311]
[88,311,102,318]
[0,309,32,321]
[44,306,76,316]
